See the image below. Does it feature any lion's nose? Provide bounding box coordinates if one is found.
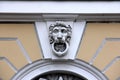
[57,37,62,40]
[57,34,62,39]
[57,32,62,39]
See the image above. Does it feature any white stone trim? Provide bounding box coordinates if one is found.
[0,1,120,14]
[35,22,51,58]
[11,60,108,80]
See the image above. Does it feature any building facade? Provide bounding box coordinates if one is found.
[0,1,120,80]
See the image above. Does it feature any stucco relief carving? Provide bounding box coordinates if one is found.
[49,22,72,56]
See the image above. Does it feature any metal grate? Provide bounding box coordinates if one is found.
[32,73,87,80]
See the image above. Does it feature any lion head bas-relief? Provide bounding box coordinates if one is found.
[49,22,72,57]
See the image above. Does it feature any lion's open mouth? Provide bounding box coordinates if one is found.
[54,42,66,52]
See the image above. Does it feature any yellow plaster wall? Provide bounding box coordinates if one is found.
[77,23,120,80]
[0,23,42,80]
[0,23,120,80]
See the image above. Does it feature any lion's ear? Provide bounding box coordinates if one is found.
[49,36,54,44]
[66,36,71,43]
[68,25,72,28]
[67,25,72,31]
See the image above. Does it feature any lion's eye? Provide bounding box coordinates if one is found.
[61,29,67,33]
[53,29,59,33]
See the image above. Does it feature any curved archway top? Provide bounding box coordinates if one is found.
[12,59,108,80]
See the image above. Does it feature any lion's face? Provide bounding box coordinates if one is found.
[52,26,68,42]
[49,23,72,56]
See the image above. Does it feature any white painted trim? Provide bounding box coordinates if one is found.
[12,60,108,80]
[102,56,120,73]
[35,22,50,58]
[89,38,120,65]
[0,1,120,14]
[21,64,97,80]
[0,57,18,73]
[0,14,120,22]
[0,38,32,64]
[69,21,86,59]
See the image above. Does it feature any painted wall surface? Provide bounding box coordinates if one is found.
[0,24,42,80]
[77,23,120,80]
[0,23,120,80]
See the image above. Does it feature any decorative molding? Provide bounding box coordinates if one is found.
[11,59,108,80]
[89,38,120,65]
[0,1,120,14]
[102,56,120,73]
[0,57,18,73]
[49,22,72,57]
[0,37,32,64]
[0,14,120,22]
[33,73,87,80]
[35,21,86,60]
